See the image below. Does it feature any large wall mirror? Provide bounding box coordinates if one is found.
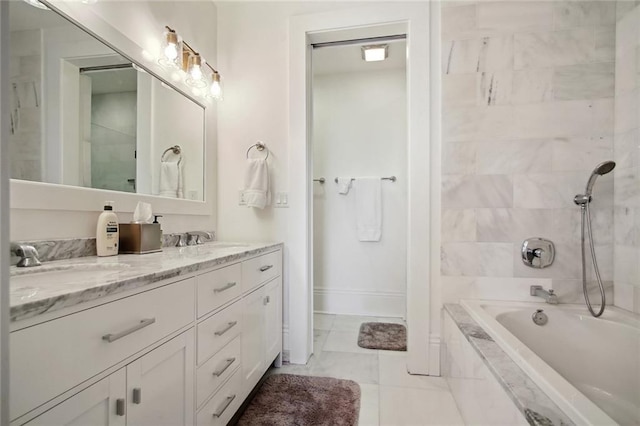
[9,1,206,201]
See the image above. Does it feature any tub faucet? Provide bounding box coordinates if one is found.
[530,285,558,305]
[10,243,41,267]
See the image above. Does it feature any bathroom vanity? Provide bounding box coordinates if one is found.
[9,242,283,426]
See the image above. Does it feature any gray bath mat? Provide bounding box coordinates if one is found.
[236,374,360,426]
[358,322,407,351]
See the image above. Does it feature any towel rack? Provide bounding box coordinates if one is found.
[334,176,396,183]
[246,141,269,160]
[161,145,183,165]
[313,178,326,184]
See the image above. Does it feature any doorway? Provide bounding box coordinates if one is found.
[311,36,408,321]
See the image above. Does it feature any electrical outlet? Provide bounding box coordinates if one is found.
[238,190,246,206]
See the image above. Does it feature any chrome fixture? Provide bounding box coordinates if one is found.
[574,161,615,317]
[246,141,269,160]
[11,243,41,267]
[521,238,554,269]
[175,234,187,247]
[186,231,213,245]
[532,309,548,326]
[313,178,326,184]
[333,176,397,183]
[530,285,558,305]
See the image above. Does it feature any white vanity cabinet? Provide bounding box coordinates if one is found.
[10,246,283,426]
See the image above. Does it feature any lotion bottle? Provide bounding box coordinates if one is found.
[96,201,119,257]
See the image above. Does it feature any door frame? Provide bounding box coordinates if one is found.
[288,2,441,374]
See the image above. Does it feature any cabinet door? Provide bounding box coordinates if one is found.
[241,286,266,391]
[126,330,195,426]
[26,369,126,426]
[264,278,282,365]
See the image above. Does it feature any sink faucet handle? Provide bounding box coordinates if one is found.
[11,243,41,267]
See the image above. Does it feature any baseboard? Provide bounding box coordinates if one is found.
[429,334,441,376]
[313,287,405,317]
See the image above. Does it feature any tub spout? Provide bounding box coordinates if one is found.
[530,285,558,304]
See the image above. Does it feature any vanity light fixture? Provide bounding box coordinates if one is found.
[361,44,388,62]
[159,25,223,100]
[22,0,49,10]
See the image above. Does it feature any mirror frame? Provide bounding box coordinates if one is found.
[10,0,215,216]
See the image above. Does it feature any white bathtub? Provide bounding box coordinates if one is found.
[461,300,640,426]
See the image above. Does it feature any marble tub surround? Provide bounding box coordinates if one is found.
[9,241,281,322]
[10,231,216,265]
[441,1,615,305]
[443,304,574,426]
[613,3,640,314]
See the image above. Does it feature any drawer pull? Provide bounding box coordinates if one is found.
[102,318,156,343]
[214,282,237,293]
[213,357,236,377]
[116,398,125,416]
[212,395,236,418]
[259,265,273,272]
[214,321,238,336]
[133,387,142,404]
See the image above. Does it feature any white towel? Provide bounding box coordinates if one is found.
[159,161,183,198]
[355,177,382,242]
[244,158,270,209]
[336,177,352,195]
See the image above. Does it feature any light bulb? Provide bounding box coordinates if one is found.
[190,64,202,80]
[164,43,178,61]
[209,72,222,100]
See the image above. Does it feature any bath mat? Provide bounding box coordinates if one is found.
[358,322,407,351]
[236,374,361,426]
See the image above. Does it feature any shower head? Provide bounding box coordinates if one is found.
[585,161,616,197]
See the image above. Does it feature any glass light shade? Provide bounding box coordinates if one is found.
[159,28,182,69]
[361,44,388,62]
[209,72,223,100]
[185,53,207,88]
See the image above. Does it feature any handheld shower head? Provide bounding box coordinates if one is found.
[585,161,616,197]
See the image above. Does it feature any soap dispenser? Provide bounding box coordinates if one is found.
[96,201,119,257]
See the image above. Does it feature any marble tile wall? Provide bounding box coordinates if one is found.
[613,3,640,313]
[9,29,42,182]
[441,1,616,305]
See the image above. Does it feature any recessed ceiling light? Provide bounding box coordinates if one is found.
[361,44,388,62]
[22,0,49,10]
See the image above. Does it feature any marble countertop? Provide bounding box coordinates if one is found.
[10,242,283,323]
[444,303,575,426]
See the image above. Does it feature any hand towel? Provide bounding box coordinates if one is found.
[159,161,183,198]
[244,158,270,209]
[336,177,352,195]
[355,177,382,242]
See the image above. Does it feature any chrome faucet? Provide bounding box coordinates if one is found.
[530,285,558,305]
[186,231,213,246]
[11,243,41,267]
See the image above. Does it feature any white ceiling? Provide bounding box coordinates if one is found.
[312,39,406,76]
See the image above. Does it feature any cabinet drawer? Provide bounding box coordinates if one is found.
[196,336,241,408]
[196,368,243,426]
[197,301,242,364]
[196,263,242,318]
[242,250,282,293]
[10,278,195,420]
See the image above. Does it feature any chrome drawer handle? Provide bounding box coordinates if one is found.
[214,282,237,293]
[259,265,273,272]
[214,321,238,336]
[102,318,156,343]
[212,395,236,418]
[212,357,236,377]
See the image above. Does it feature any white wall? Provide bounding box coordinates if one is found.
[312,69,407,317]
[10,0,218,240]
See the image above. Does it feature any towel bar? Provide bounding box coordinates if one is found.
[313,178,326,184]
[333,176,396,183]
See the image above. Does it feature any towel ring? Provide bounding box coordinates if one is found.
[246,141,269,160]
[161,145,183,165]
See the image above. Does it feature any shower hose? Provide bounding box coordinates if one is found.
[580,202,606,317]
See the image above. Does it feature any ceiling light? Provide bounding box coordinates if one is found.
[361,44,388,62]
[22,0,49,9]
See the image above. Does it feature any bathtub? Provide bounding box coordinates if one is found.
[460,300,640,426]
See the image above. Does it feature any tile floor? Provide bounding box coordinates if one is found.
[270,314,465,426]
